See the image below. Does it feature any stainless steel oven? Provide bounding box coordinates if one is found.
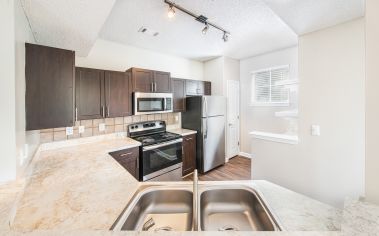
[133,92,173,115]
[141,139,183,181]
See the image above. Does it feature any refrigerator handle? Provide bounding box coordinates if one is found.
[204,98,208,139]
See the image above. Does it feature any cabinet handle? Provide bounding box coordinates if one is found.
[107,106,110,117]
[75,107,78,122]
[151,83,154,92]
[186,137,193,140]
[120,152,132,157]
[101,106,105,117]
[154,82,157,92]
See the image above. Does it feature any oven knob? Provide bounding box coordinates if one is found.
[130,126,134,129]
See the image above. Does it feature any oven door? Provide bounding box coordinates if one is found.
[141,139,183,181]
[134,92,173,115]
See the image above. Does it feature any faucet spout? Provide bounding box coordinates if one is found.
[193,169,198,231]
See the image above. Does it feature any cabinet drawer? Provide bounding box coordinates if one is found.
[110,147,139,161]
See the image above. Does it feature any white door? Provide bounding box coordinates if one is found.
[226,80,240,160]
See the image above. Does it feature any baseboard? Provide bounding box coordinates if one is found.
[239,152,252,159]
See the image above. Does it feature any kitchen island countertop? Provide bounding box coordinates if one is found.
[1,133,342,234]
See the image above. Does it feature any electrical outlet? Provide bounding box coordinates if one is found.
[175,115,179,122]
[66,127,74,136]
[78,126,85,134]
[99,123,106,132]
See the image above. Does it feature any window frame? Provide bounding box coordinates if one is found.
[250,65,290,107]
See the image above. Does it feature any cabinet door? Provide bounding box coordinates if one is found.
[182,134,197,176]
[153,71,171,93]
[185,80,199,95]
[204,81,212,95]
[105,71,132,117]
[109,147,139,180]
[75,68,105,120]
[172,78,186,112]
[25,43,75,130]
[131,68,154,92]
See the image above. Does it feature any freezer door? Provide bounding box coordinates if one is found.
[202,115,225,172]
[202,96,226,117]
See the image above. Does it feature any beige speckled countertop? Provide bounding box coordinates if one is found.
[168,128,197,136]
[0,132,345,235]
[9,133,141,231]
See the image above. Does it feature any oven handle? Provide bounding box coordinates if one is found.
[142,138,183,151]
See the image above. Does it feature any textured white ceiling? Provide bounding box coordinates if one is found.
[21,0,365,60]
[21,0,116,56]
[99,0,298,60]
[262,0,365,35]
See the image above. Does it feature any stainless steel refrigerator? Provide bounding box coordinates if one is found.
[182,96,226,173]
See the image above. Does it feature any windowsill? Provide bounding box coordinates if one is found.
[250,103,290,107]
[250,131,299,145]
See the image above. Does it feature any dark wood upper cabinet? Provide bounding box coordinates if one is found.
[76,67,132,120]
[25,43,75,130]
[185,80,212,96]
[129,68,154,93]
[154,71,171,93]
[128,67,171,93]
[105,71,132,117]
[172,78,186,112]
[75,67,105,120]
[182,134,197,176]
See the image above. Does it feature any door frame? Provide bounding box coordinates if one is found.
[226,80,240,161]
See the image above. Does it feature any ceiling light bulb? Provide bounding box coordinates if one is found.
[167,5,175,18]
[222,32,229,42]
[202,23,209,35]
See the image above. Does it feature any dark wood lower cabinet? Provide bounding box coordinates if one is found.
[182,134,197,176]
[109,147,139,180]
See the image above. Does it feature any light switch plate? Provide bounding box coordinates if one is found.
[78,126,85,134]
[99,123,106,132]
[66,127,74,136]
[311,125,321,136]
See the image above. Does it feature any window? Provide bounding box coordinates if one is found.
[251,65,290,106]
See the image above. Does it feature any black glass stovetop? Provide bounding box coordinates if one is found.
[132,132,182,146]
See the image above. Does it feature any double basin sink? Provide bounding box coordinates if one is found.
[111,183,282,232]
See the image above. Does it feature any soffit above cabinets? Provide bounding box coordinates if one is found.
[20,0,116,56]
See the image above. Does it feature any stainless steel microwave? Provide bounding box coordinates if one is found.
[133,92,173,115]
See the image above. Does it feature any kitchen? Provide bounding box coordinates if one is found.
[1,0,379,235]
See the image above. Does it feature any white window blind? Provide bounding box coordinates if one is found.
[252,66,290,105]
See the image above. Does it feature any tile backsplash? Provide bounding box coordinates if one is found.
[40,113,181,143]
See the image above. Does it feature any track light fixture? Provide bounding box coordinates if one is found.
[222,31,229,42]
[164,0,231,42]
[167,4,175,18]
[202,23,209,35]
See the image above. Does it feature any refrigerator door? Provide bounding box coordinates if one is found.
[202,96,226,118]
[202,115,225,172]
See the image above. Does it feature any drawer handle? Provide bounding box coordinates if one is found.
[186,137,193,140]
[120,152,133,157]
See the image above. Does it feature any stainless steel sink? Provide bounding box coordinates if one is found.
[111,183,281,232]
[111,186,193,231]
[199,187,280,231]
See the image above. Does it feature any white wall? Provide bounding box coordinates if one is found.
[14,0,40,176]
[251,19,365,208]
[0,0,17,182]
[76,39,204,80]
[365,0,379,205]
[203,57,224,95]
[240,47,298,153]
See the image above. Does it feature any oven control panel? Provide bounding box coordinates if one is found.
[128,121,166,134]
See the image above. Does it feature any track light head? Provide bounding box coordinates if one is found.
[202,23,209,35]
[167,4,175,18]
[222,32,229,42]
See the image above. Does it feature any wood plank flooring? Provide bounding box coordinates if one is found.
[183,156,251,181]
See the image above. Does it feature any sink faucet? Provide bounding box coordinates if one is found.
[193,169,198,231]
